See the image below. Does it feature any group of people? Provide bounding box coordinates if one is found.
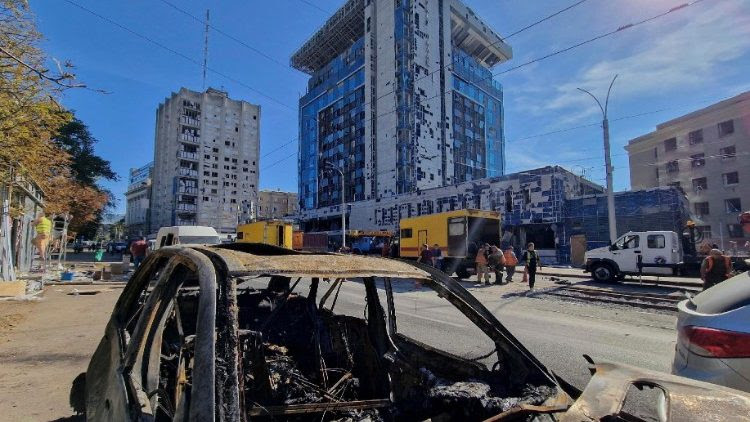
[475,242,541,290]
[416,241,542,291]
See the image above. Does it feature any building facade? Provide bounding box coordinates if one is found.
[150,88,260,234]
[125,162,153,237]
[257,190,298,220]
[299,165,690,264]
[626,91,750,248]
[291,0,512,223]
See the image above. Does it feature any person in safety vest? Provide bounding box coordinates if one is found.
[700,249,732,290]
[503,247,518,283]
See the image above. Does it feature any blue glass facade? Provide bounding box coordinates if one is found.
[451,47,505,182]
[299,38,365,210]
[394,0,414,193]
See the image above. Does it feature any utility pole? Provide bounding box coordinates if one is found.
[324,161,346,249]
[578,75,618,245]
[202,9,209,90]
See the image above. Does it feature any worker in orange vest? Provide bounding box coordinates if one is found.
[700,249,732,290]
[502,247,518,283]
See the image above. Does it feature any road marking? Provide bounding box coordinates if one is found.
[397,311,466,328]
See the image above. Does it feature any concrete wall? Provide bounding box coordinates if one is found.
[626,91,750,247]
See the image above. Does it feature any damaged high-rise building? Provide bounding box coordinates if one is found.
[291,0,512,222]
[150,88,260,234]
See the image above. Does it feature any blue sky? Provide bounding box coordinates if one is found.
[30,0,750,214]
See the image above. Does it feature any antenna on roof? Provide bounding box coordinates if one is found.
[202,9,209,90]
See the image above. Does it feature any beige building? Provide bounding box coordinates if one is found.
[150,88,260,234]
[256,190,297,220]
[626,91,750,248]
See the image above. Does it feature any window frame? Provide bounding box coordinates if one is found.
[647,234,666,249]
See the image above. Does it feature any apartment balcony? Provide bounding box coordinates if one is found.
[176,203,197,212]
[177,150,199,161]
[181,134,200,144]
[178,168,198,177]
[178,186,199,195]
[181,116,200,127]
[176,217,197,225]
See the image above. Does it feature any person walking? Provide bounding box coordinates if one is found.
[130,237,149,269]
[700,249,732,290]
[432,243,444,272]
[475,244,490,285]
[31,212,52,271]
[503,247,518,283]
[488,246,506,284]
[522,242,541,291]
[418,243,433,267]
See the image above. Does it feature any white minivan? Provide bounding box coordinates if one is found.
[154,226,221,250]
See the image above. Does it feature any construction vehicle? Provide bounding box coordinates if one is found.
[237,220,293,249]
[399,209,501,278]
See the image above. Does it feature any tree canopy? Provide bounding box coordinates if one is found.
[1,0,112,234]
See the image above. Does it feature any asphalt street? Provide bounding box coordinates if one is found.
[326,276,678,392]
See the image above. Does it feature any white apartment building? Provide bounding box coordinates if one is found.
[626,91,750,248]
[150,88,260,234]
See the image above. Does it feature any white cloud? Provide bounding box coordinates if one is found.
[525,1,750,121]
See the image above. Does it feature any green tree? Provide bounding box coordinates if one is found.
[1,0,109,236]
[53,118,117,186]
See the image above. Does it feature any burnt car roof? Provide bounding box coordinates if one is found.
[194,243,432,279]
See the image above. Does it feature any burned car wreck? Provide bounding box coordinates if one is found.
[79,244,750,421]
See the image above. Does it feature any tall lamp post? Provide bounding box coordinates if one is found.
[578,75,618,245]
[323,160,346,249]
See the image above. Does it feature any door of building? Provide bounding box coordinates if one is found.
[570,234,587,267]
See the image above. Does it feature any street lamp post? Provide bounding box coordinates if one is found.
[578,75,618,245]
[324,160,346,249]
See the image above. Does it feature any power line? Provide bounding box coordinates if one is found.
[62,0,296,111]
[261,150,298,171]
[261,138,298,158]
[504,0,589,40]
[158,0,296,74]
[296,0,332,15]
[299,0,711,139]
[496,0,709,76]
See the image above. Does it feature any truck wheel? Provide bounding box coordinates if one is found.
[591,263,616,283]
[456,268,470,279]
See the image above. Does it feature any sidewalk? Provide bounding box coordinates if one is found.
[527,265,702,288]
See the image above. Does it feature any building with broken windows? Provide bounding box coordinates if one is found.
[626,91,750,250]
[291,0,512,218]
[149,88,260,234]
[299,166,690,265]
[125,162,153,238]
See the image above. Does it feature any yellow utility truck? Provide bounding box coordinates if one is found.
[399,209,501,278]
[236,220,293,249]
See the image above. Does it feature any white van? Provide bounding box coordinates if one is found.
[584,231,682,282]
[154,226,221,250]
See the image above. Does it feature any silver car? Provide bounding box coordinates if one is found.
[673,271,750,392]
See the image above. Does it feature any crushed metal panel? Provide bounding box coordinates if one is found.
[559,359,750,421]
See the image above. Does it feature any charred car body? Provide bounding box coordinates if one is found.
[78,244,750,421]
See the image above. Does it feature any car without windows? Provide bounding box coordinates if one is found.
[75,244,750,421]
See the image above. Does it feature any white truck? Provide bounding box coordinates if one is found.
[584,230,750,282]
[584,231,687,282]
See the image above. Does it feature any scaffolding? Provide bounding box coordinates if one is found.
[290,0,365,74]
